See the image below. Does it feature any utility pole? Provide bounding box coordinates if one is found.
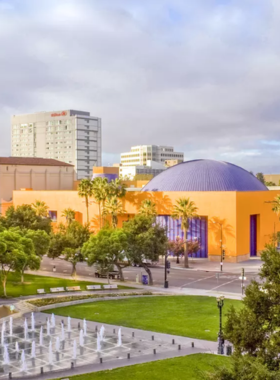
[239,268,246,295]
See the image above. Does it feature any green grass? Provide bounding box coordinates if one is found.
[0,272,132,298]
[48,295,242,341]
[56,354,230,380]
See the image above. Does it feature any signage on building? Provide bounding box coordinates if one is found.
[51,111,67,117]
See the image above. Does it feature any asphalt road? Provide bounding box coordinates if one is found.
[40,257,258,295]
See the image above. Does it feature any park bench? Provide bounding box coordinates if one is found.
[86,285,102,290]
[37,289,45,294]
[50,287,65,293]
[66,286,81,292]
[103,284,118,290]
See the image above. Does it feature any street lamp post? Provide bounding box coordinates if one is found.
[164,253,169,288]
[217,296,225,354]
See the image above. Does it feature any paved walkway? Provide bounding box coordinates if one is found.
[12,312,218,380]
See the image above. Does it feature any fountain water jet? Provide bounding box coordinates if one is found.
[15,342,19,353]
[48,340,53,365]
[9,317,13,336]
[51,313,55,328]
[39,326,43,346]
[31,341,36,359]
[55,336,60,352]
[72,339,77,360]
[67,316,71,332]
[21,350,27,372]
[96,333,101,352]
[79,329,84,347]
[83,319,87,336]
[31,312,35,331]
[100,325,105,341]
[1,321,5,345]
[24,319,28,340]
[117,328,122,347]
[3,344,9,365]
[61,322,65,341]
[47,319,51,336]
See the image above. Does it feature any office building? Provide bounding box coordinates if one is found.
[120,145,184,167]
[119,160,166,180]
[11,110,101,179]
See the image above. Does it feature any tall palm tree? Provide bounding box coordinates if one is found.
[139,199,157,218]
[103,196,126,228]
[61,208,76,225]
[92,177,109,229]
[171,198,198,268]
[107,178,127,199]
[31,200,49,217]
[78,179,94,224]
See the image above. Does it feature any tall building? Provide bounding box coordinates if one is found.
[11,110,102,179]
[120,145,184,167]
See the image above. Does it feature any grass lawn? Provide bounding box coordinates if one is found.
[48,295,242,341]
[56,354,230,380]
[0,272,132,298]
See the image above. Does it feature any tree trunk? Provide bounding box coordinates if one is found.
[184,227,189,268]
[21,271,24,284]
[116,264,124,282]
[2,278,7,297]
[142,264,153,285]
[72,263,77,280]
[176,255,180,264]
[86,197,89,224]
[107,272,110,285]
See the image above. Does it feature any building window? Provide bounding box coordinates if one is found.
[49,211,57,221]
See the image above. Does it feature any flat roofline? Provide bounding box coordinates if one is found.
[12,110,90,117]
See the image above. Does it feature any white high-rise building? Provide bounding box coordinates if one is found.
[11,110,102,179]
[120,145,184,167]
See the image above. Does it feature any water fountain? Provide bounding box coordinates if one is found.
[31,341,36,359]
[31,313,35,332]
[47,319,51,336]
[55,336,60,352]
[1,321,5,345]
[72,339,77,360]
[61,322,65,341]
[100,325,105,341]
[15,341,19,353]
[9,317,13,336]
[67,316,71,332]
[39,326,43,346]
[79,329,84,347]
[117,328,122,347]
[48,340,53,366]
[96,333,101,352]
[21,350,27,372]
[24,319,28,341]
[51,313,55,328]
[83,319,87,336]
[3,344,9,365]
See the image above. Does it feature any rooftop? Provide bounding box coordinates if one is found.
[0,157,74,167]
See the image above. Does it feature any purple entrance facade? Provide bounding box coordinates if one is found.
[250,215,257,257]
[156,215,208,258]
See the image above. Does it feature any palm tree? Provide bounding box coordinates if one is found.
[272,196,280,217]
[31,200,49,217]
[107,178,127,199]
[92,177,109,229]
[61,208,76,225]
[139,199,157,218]
[171,198,198,268]
[78,179,94,224]
[103,196,126,228]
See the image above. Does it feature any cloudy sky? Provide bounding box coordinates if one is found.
[1,0,280,173]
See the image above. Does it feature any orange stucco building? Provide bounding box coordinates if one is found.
[10,160,280,263]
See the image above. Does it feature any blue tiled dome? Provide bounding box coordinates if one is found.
[142,160,268,192]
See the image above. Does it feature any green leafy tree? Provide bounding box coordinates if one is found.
[82,228,129,281]
[61,208,76,225]
[78,179,94,223]
[103,196,126,228]
[139,199,157,218]
[92,177,109,229]
[0,230,38,295]
[171,198,198,268]
[214,245,280,379]
[256,172,265,184]
[265,181,276,186]
[123,215,168,285]
[0,205,52,233]
[31,200,49,217]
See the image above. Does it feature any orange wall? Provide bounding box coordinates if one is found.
[12,189,280,262]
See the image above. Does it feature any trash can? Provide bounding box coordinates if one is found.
[142,275,148,285]
[226,345,232,356]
